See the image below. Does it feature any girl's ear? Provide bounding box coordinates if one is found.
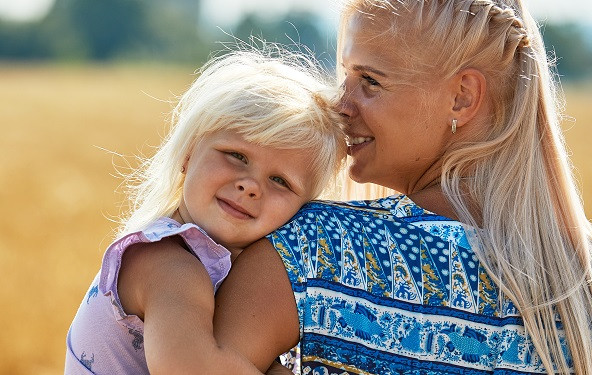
[449,68,487,129]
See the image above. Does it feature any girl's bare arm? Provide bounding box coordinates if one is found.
[118,237,264,375]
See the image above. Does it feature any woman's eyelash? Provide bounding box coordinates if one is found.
[362,74,380,86]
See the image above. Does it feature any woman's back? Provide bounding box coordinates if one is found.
[269,195,571,373]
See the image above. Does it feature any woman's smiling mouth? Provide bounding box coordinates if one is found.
[346,136,374,146]
[346,136,374,155]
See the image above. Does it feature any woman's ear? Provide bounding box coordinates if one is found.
[449,68,486,129]
[181,154,190,174]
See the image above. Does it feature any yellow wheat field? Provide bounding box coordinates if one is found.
[0,64,590,375]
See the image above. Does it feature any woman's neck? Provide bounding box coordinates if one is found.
[407,184,459,220]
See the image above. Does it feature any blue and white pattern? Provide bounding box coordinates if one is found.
[269,195,571,374]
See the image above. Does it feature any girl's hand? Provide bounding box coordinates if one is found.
[266,360,293,375]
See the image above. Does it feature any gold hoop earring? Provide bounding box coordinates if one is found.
[451,119,457,134]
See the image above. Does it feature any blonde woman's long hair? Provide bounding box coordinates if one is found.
[119,48,346,238]
[339,0,592,373]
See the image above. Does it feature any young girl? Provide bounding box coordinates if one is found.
[65,49,346,374]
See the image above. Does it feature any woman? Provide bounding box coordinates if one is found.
[214,0,592,373]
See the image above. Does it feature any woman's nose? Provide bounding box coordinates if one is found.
[235,178,261,199]
[338,80,357,120]
[338,98,355,120]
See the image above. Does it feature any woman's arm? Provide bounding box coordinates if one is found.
[118,238,264,374]
[213,238,300,372]
[267,360,297,375]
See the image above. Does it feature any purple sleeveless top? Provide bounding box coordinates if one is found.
[65,218,232,374]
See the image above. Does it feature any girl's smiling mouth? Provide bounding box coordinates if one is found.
[217,198,253,219]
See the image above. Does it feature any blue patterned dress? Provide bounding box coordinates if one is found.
[268,195,572,374]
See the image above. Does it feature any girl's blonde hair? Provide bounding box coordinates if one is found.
[120,48,346,237]
[339,0,592,373]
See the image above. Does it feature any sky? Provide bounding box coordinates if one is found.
[0,0,54,21]
[0,0,591,25]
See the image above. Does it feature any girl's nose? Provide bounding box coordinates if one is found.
[236,178,261,199]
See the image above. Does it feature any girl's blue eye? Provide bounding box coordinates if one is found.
[270,176,288,188]
[229,152,247,163]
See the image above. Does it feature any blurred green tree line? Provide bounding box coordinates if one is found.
[0,0,591,79]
